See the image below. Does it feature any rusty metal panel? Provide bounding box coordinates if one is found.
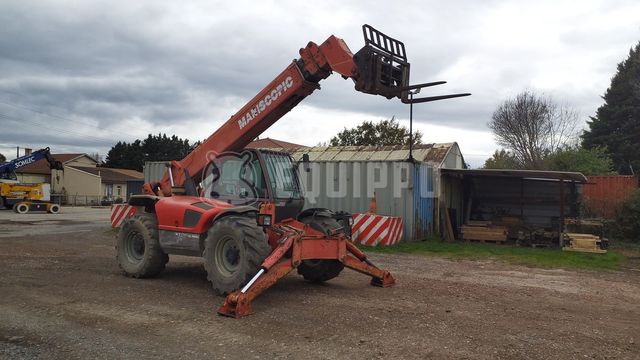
[583,176,638,218]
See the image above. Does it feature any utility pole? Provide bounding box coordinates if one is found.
[408,88,421,162]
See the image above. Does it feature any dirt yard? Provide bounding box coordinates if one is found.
[1,208,639,359]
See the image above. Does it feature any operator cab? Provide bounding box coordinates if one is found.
[203,149,304,222]
[0,170,18,184]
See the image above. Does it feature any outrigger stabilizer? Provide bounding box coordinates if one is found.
[218,205,395,318]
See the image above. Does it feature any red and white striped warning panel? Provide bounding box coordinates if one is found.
[351,213,403,246]
[110,204,137,228]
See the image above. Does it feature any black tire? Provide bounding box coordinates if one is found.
[203,215,270,295]
[14,202,29,214]
[116,213,168,278]
[296,214,345,283]
[48,204,60,214]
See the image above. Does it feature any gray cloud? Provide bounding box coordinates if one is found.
[0,0,638,165]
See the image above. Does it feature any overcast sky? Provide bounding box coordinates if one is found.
[0,0,638,167]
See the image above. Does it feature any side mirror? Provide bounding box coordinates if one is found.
[302,153,310,173]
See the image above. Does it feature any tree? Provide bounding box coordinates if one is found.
[105,140,142,170]
[582,42,640,174]
[105,134,192,171]
[488,91,577,169]
[329,117,422,146]
[613,189,640,243]
[0,153,5,163]
[89,152,103,164]
[544,145,615,175]
[483,149,521,169]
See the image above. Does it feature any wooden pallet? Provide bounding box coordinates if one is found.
[562,232,606,254]
[461,224,508,243]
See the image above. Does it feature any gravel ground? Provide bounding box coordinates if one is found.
[0,209,639,359]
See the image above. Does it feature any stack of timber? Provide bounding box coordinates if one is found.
[461,222,508,243]
[562,233,607,254]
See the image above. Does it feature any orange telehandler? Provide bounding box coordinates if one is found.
[115,25,469,317]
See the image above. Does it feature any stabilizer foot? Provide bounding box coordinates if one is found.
[218,293,253,318]
[371,271,395,287]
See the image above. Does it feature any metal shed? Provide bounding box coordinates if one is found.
[441,169,588,240]
[286,143,466,241]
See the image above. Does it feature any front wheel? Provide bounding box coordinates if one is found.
[116,213,168,278]
[203,215,271,295]
[47,203,60,214]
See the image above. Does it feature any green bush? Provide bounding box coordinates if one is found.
[114,197,124,204]
[613,189,640,242]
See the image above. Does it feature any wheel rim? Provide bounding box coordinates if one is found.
[214,235,240,276]
[16,204,28,214]
[125,229,145,262]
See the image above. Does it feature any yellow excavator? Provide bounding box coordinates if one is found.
[0,147,64,214]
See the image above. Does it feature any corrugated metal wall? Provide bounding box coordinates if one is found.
[144,161,167,183]
[412,164,435,239]
[299,161,435,241]
[583,175,638,218]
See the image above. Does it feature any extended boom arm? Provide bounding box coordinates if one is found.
[0,147,63,178]
[153,25,470,196]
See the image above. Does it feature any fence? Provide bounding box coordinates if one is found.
[582,176,638,218]
[52,194,124,206]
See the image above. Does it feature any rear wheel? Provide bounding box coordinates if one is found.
[116,213,168,278]
[14,202,29,214]
[203,215,270,295]
[297,214,345,283]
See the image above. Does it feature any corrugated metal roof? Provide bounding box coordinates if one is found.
[441,169,588,183]
[268,143,457,165]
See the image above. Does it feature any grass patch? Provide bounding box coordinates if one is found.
[361,238,625,270]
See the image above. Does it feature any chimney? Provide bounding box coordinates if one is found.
[25,148,32,156]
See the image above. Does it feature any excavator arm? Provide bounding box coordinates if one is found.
[152,25,469,196]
